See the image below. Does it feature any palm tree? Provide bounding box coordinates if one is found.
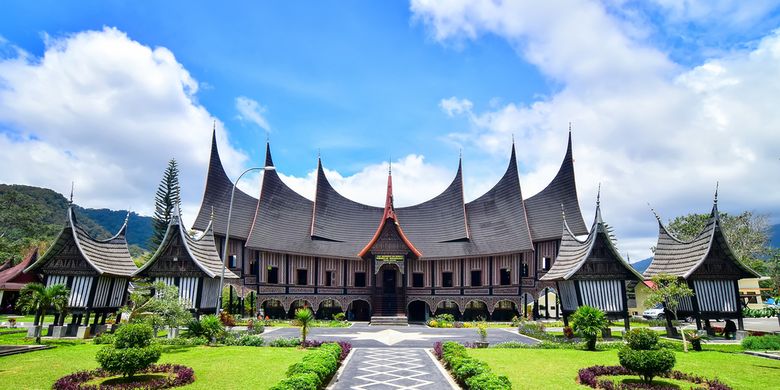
[295,307,315,346]
[17,283,69,343]
[571,305,608,351]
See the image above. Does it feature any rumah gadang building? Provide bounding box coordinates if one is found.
[193,130,590,324]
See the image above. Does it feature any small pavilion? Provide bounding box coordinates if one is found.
[0,249,41,313]
[24,207,137,336]
[541,194,644,329]
[134,205,238,315]
[644,192,759,331]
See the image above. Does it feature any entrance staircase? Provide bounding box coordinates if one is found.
[371,290,407,325]
[370,315,409,326]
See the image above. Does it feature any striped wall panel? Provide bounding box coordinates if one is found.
[435,259,460,287]
[156,277,176,286]
[200,278,220,309]
[464,258,489,286]
[407,259,430,287]
[347,259,369,287]
[46,275,68,288]
[93,277,112,308]
[694,280,737,313]
[260,252,285,283]
[318,258,343,287]
[109,279,127,308]
[288,255,315,285]
[68,276,93,308]
[677,295,694,312]
[558,280,579,311]
[492,254,520,285]
[179,277,199,309]
[535,240,559,270]
[579,280,623,312]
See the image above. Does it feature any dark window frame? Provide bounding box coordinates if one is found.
[354,272,367,287]
[499,268,511,285]
[442,272,454,288]
[296,269,308,286]
[267,266,279,284]
[325,270,334,287]
[412,273,424,288]
[470,270,482,287]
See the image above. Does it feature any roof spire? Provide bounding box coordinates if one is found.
[648,202,662,224]
[596,182,601,207]
[714,181,719,204]
[388,157,392,175]
[69,181,74,205]
[384,166,395,219]
[568,122,572,133]
[264,141,274,167]
[561,203,566,221]
[210,206,215,222]
[212,120,216,132]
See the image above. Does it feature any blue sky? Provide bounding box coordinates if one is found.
[1,1,779,259]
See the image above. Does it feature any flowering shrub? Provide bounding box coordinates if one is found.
[577,365,732,389]
[53,364,195,389]
[337,341,352,361]
[563,326,574,339]
[433,341,443,359]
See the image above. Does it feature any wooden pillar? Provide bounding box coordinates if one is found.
[544,287,550,319]
[620,280,630,331]
[228,285,234,314]
[734,280,745,331]
[688,279,703,330]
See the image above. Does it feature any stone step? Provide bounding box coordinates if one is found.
[370,315,409,326]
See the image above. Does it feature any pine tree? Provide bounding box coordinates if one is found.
[150,159,180,247]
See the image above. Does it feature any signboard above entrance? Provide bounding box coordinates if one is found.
[375,255,404,262]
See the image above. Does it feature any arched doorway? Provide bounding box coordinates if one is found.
[374,263,403,316]
[348,300,371,321]
[519,293,535,320]
[492,300,520,321]
[537,288,560,319]
[434,300,460,320]
[407,300,430,322]
[287,299,313,318]
[316,299,344,320]
[260,299,285,319]
[463,300,489,321]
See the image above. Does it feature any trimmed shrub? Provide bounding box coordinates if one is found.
[93,333,116,345]
[269,373,319,390]
[465,372,512,390]
[453,358,489,382]
[617,347,676,383]
[270,337,302,347]
[333,312,346,321]
[741,335,780,350]
[269,342,344,389]
[238,334,265,347]
[624,328,659,350]
[155,336,209,347]
[95,323,162,378]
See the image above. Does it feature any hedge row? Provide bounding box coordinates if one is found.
[437,342,511,390]
[269,343,345,390]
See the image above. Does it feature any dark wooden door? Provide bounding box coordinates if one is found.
[383,269,396,294]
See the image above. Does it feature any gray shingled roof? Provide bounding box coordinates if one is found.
[541,203,643,281]
[246,143,534,259]
[192,130,259,240]
[136,205,238,279]
[26,207,137,277]
[524,132,588,241]
[644,202,758,279]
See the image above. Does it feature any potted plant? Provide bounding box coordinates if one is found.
[475,321,489,348]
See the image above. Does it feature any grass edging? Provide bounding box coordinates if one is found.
[268,342,350,390]
[434,341,512,390]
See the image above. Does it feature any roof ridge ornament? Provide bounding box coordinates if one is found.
[714,181,719,204]
[69,181,74,205]
[648,202,663,223]
[596,182,601,207]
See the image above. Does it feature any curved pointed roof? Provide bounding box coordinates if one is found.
[644,198,759,279]
[135,204,238,279]
[26,207,137,277]
[193,130,259,240]
[525,132,588,241]
[541,198,643,281]
[0,249,40,290]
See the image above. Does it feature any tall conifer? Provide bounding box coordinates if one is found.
[150,159,180,247]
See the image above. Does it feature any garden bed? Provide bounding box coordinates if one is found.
[578,365,731,389]
[53,364,194,389]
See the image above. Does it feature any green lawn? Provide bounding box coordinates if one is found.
[0,333,307,389]
[0,315,55,323]
[470,348,780,389]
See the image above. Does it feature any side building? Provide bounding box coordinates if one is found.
[24,207,137,337]
[193,130,588,323]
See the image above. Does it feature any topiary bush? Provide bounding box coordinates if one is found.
[624,328,659,350]
[466,372,512,390]
[438,342,511,389]
[95,323,162,378]
[617,348,677,384]
[184,315,224,341]
[269,342,344,389]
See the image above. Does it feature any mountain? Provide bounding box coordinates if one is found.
[630,257,653,274]
[0,184,153,264]
[771,224,780,249]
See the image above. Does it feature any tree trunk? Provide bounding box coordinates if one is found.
[675,313,688,353]
[34,308,43,344]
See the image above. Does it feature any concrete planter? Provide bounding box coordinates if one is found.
[50,326,68,338]
[474,341,490,348]
[167,327,179,339]
[92,324,109,336]
[76,326,91,339]
[26,326,42,339]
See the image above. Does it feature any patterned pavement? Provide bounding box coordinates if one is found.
[330,348,457,390]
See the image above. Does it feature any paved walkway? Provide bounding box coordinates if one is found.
[330,348,457,390]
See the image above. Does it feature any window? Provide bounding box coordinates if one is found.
[541,257,550,271]
[442,272,454,288]
[471,270,482,287]
[521,262,529,277]
[500,268,511,285]
[296,269,308,285]
[250,259,259,276]
[325,271,333,287]
[354,272,366,287]
[412,273,424,288]
[228,255,237,268]
[267,266,278,284]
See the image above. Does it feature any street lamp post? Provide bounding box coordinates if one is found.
[217,166,275,314]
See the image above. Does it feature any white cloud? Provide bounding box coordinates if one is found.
[412,1,780,260]
[235,96,271,132]
[0,27,248,219]
[439,96,474,117]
